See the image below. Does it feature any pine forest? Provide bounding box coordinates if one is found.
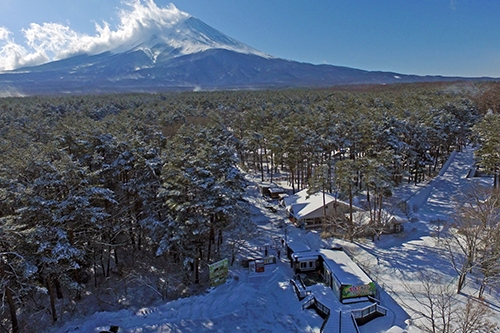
[1,82,500,332]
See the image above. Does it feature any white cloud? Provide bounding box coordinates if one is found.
[0,27,11,41]
[0,27,34,71]
[0,0,189,71]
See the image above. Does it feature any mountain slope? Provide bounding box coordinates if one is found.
[0,5,494,96]
[110,14,270,61]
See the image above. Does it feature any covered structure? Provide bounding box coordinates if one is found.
[282,188,361,229]
[349,210,405,234]
[319,249,376,303]
[290,250,320,273]
[285,241,311,262]
[258,183,286,199]
[268,186,286,199]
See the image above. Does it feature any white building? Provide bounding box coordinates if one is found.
[282,188,361,229]
[320,249,376,303]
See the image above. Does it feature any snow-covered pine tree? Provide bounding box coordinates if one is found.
[158,123,247,284]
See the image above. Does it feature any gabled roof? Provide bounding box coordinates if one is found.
[283,188,365,221]
[349,210,405,225]
[283,188,337,220]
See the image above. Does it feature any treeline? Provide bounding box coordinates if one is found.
[227,87,478,190]
[0,82,497,332]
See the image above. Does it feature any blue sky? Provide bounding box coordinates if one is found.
[1,0,499,77]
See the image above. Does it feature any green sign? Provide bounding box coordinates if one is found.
[208,258,229,287]
[341,282,376,299]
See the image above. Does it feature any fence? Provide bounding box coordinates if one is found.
[351,303,388,323]
[290,278,310,300]
[301,296,333,333]
[315,298,331,318]
[301,295,330,318]
[302,295,387,333]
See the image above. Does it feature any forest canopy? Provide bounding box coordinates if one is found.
[0,81,498,332]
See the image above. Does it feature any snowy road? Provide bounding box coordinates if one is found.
[408,146,485,221]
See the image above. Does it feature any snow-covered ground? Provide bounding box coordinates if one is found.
[47,146,499,333]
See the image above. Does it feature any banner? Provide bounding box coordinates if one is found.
[341,282,376,299]
[208,258,229,287]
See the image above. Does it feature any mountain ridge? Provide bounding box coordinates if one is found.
[0,4,496,96]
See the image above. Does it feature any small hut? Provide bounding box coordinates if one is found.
[320,249,376,303]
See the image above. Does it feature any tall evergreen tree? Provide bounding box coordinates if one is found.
[474,113,500,188]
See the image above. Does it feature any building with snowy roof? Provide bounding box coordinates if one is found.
[258,183,287,199]
[285,240,311,260]
[287,245,376,303]
[282,188,362,229]
[349,210,405,235]
[319,249,376,303]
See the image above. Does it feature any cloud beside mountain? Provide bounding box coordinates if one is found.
[0,0,493,95]
[0,0,189,71]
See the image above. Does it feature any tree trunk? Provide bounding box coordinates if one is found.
[100,246,106,278]
[138,226,143,251]
[456,272,466,294]
[47,277,58,323]
[93,248,98,287]
[414,161,419,186]
[348,183,354,242]
[5,286,19,333]
[259,146,264,182]
[297,163,301,191]
[208,226,214,262]
[290,167,296,194]
[194,256,200,284]
[106,245,112,277]
[478,281,486,299]
[433,147,439,172]
[217,229,223,254]
[270,152,274,183]
[378,195,383,224]
[231,246,236,266]
[494,165,498,189]
[322,189,327,232]
[55,277,63,299]
[129,226,136,247]
[114,246,119,267]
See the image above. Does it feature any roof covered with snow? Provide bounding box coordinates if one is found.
[320,249,373,286]
[283,188,337,220]
[283,188,365,221]
[349,210,405,225]
[291,250,320,262]
[286,240,311,253]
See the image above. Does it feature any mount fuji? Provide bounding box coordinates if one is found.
[0,4,487,95]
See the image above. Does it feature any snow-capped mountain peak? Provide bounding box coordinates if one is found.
[112,3,271,61]
[0,2,478,95]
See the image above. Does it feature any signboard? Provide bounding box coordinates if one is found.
[341,282,376,299]
[208,258,229,287]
